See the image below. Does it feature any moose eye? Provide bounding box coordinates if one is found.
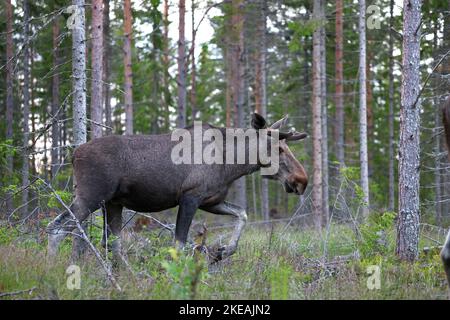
[279,147,284,154]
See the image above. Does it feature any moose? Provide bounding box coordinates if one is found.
[441,96,450,288]
[47,113,308,266]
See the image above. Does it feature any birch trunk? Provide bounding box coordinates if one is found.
[123,0,133,134]
[320,0,329,225]
[396,0,422,262]
[358,0,370,218]
[72,0,87,147]
[51,17,61,179]
[91,0,103,139]
[312,0,323,230]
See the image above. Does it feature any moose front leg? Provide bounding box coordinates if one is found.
[201,201,247,261]
[175,196,201,246]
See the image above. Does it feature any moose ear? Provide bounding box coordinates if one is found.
[286,132,308,142]
[251,113,267,129]
[270,115,289,130]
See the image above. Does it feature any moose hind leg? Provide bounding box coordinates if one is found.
[103,202,128,270]
[47,211,75,258]
[201,201,247,261]
[70,197,99,261]
[441,229,450,289]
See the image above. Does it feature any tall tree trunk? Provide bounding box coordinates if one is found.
[5,0,14,216]
[335,0,344,169]
[123,0,133,134]
[396,0,422,262]
[103,0,112,135]
[190,0,197,122]
[433,17,442,225]
[312,0,323,230]
[177,0,186,128]
[72,0,87,147]
[388,0,395,211]
[320,0,329,225]
[51,17,61,179]
[255,0,269,219]
[91,0,103,139]
[21,0,31,218]
[163,0,170,130]
[231,0,247,210]
[358,0,369,218]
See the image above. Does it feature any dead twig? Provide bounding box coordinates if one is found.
[0,286,36,298]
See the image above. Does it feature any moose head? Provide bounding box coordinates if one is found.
[251,113,308,195]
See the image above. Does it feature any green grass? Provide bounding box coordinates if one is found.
[0,221,448,300]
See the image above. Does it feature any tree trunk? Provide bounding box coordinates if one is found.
[312,0,323,230]
[396,0,422,262]
[72,0,87,147]
[163,0,170,130]
[388,0,395,211]
[51,17,61,179]
[335,0,345,169]
[91,0,103,139]
[177,0,187,128]
[433,17,442,225]
[255,0,269,219]
[231,0,247,210]
[320,0,329,225]
[190,0,197,122]
[103,0,112,135]
[358,0,369,218]
[5,0,14,216]
[123,0,133,134]
[21,0,31,218]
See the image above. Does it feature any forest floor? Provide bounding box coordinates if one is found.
[0,213,449,300]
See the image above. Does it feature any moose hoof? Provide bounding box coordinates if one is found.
[210,245,236,263]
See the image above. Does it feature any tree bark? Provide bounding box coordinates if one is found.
[358,0,370,218]
[396,0,422,262]
[163,0,170,131]
[190,0,197,122]
[312,0,323,230]
[177,0,187,128]
[320,0,329,225]
[5,0,14,216]
[51,17,61,179]
[388,0,395,211]
[91,0,104,139]
[231,0,247,210]
[123,0,134,134]
[21,0,31,218]
[103,0,112,135]
[72,0,87,147]
[255,0,269,219]
[335,0,345,169]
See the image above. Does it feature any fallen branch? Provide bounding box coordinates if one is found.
[0,286,36,298]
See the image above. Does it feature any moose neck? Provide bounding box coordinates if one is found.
[222,134,264,184]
